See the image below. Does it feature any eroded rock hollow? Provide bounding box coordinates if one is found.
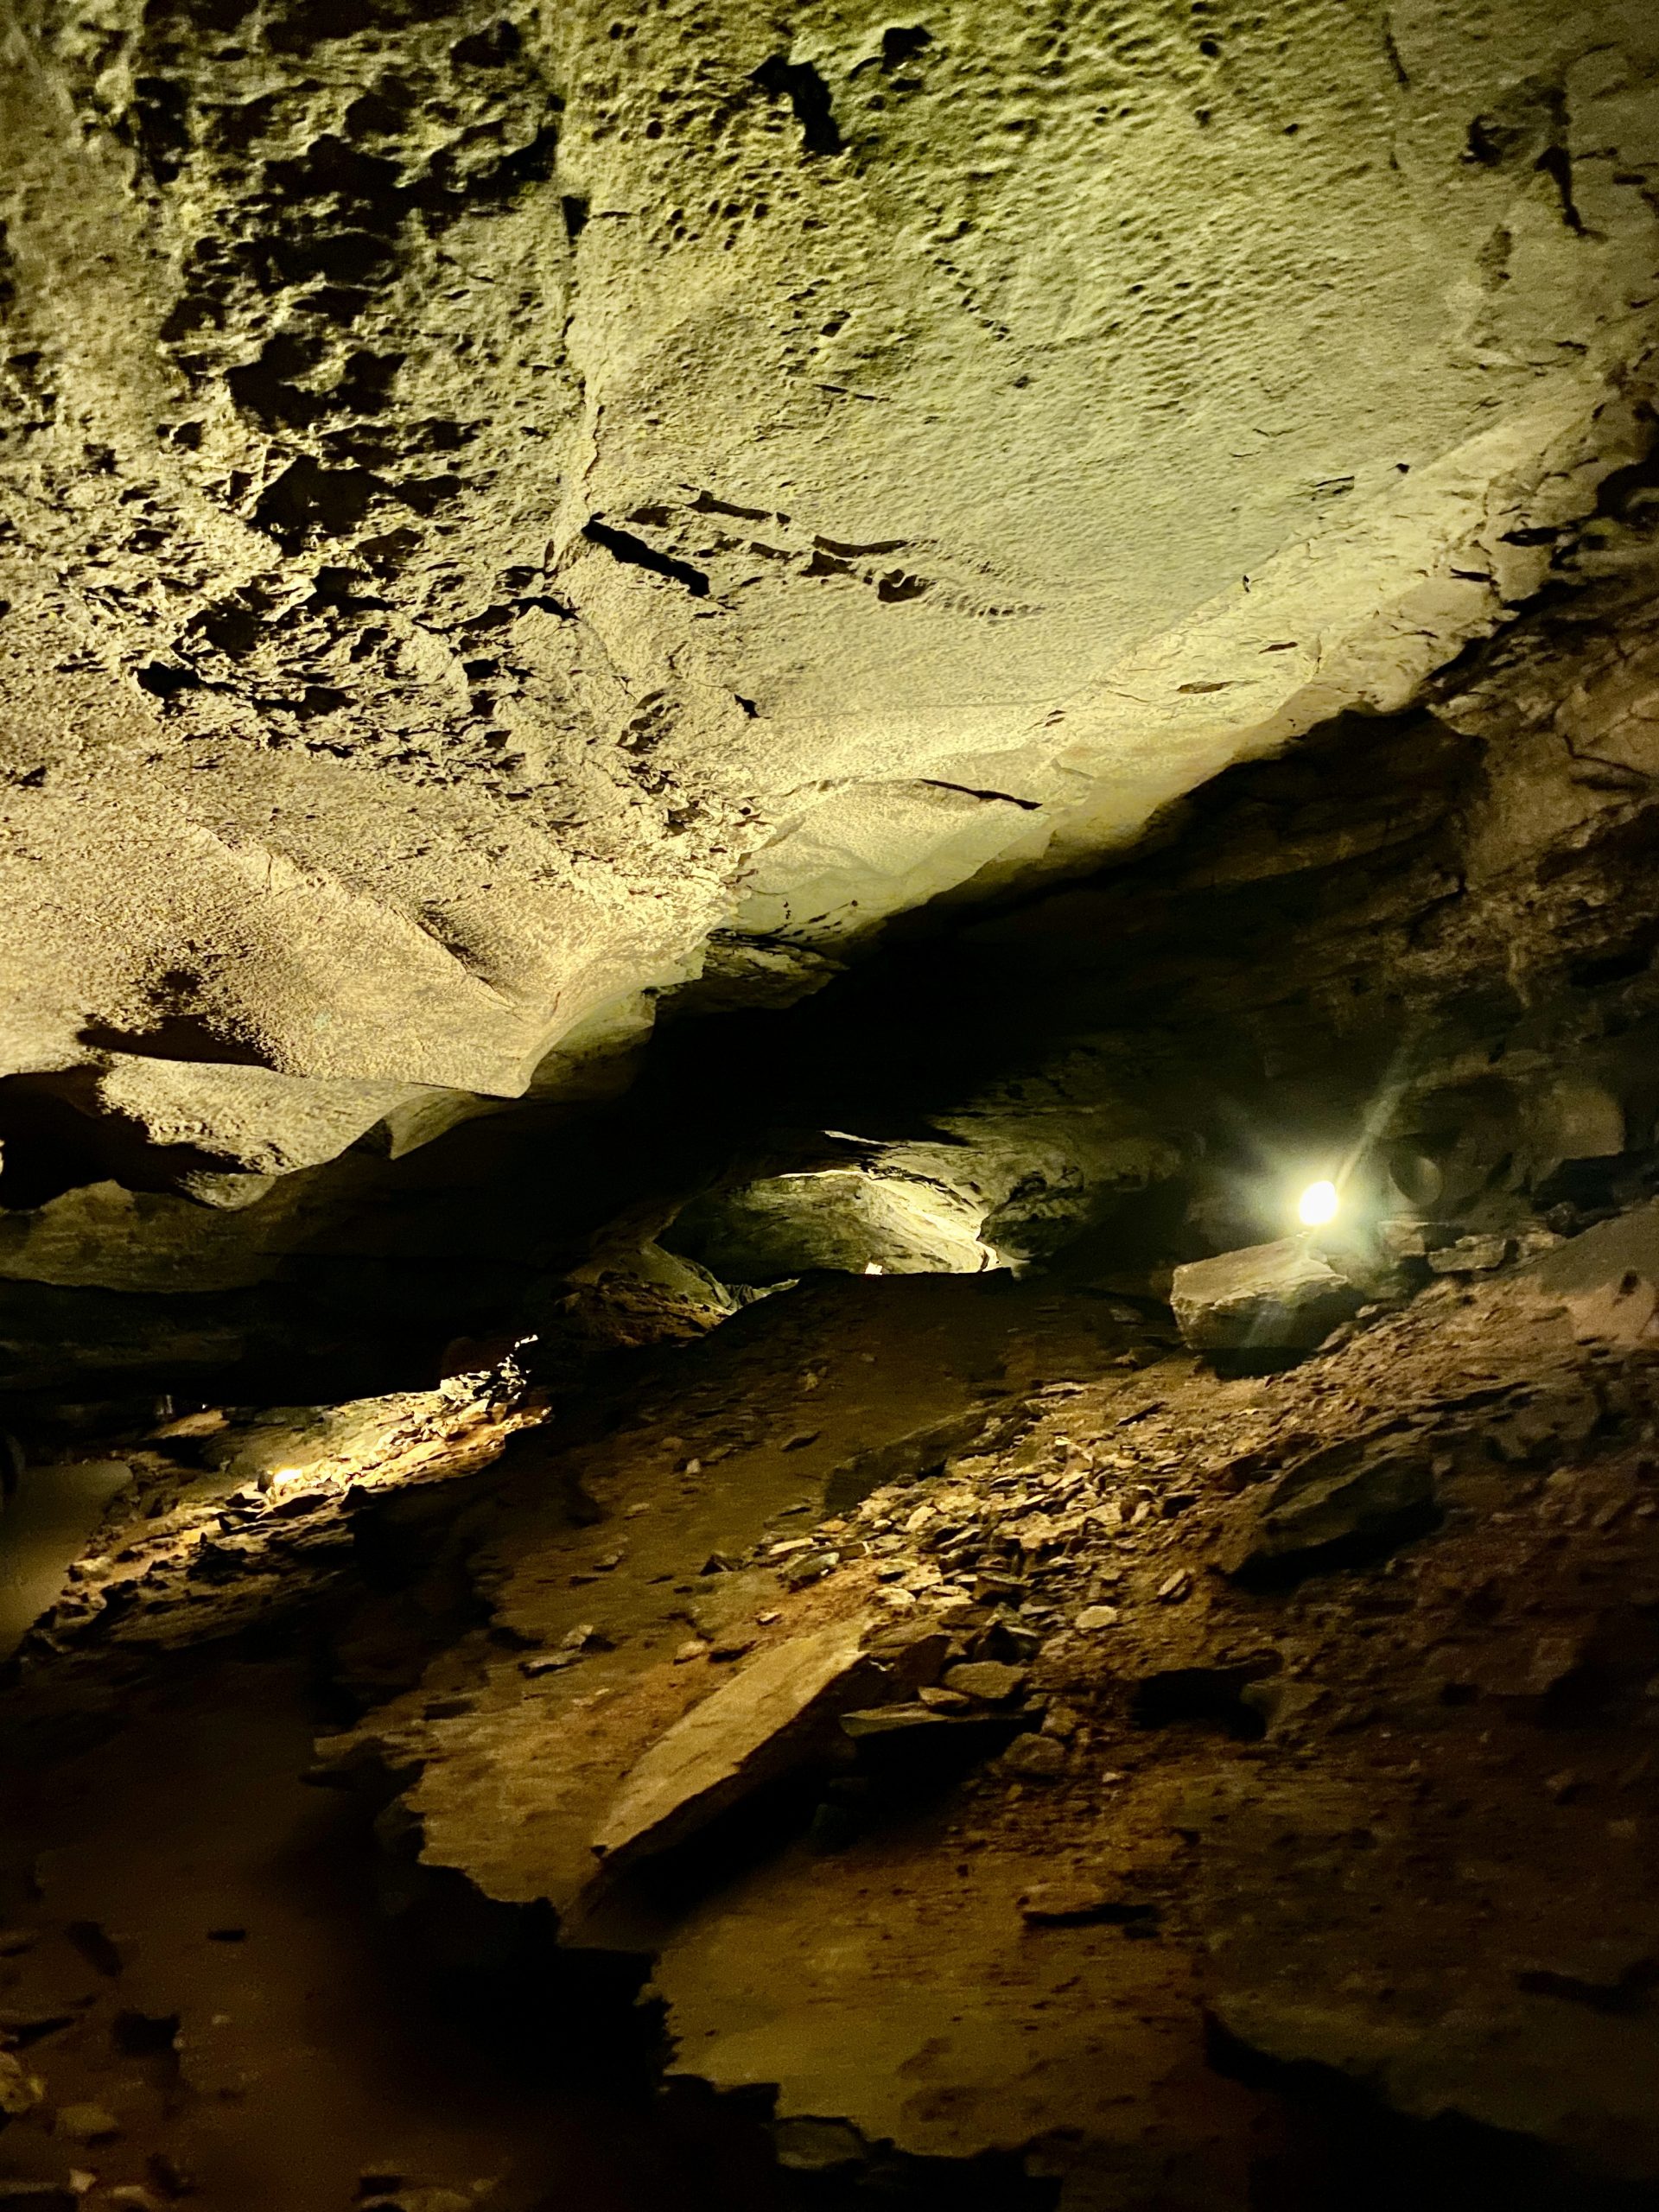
[3,2,1659,2207]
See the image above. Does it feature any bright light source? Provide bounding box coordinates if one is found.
[1298,1179,1339,1228]
[863,1262,885,1275]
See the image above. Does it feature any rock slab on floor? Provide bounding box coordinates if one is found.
[592,1615,882,1869]
[1171,1238,1363,1354]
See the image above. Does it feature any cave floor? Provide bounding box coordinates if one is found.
[0,1653,791,2212]
[5,1245,1659,2209]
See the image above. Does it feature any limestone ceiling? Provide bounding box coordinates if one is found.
[0,0,1656,1172]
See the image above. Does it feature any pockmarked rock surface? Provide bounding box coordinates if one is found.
[0,0,1656,1185]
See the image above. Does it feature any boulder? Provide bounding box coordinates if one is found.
[1217,1436,1437,1583]
[1171,1238,1364,1355]
[823,1407,1000,1516]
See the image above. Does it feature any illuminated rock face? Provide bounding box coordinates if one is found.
[1170,1236,1364,1353]
[0,0,1656,1178]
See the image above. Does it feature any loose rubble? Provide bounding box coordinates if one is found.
[8,1212,1659,2206]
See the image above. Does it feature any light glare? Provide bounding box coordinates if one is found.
[1298,1179,1339,1228]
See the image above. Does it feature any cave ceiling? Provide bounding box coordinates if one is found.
[1,0,1656,1174]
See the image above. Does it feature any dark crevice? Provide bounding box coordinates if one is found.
[73,1009,270,1068]
[582,520,711,597]
[917,780,1041,811]
[1535,140,1587,234]
[133,658,202,700]
[876,570,931,603]
[252,459,391,549]
[750,56,843,156]
[880,25,934,73]
[693,491,774,522]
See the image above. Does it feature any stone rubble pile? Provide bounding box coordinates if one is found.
[7,1370,543,1666]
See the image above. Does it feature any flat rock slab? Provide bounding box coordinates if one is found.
[1534,1200,1659,1297]
[340,1274,1134,1920]
[1533,1201,1659,1343]
[1171,1239,1363,1354]
[593,1616,881,1867]
[1427,1234,1511,1274]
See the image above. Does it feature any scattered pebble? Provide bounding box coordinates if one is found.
[1001,1733,1065,1778]
[942,1662,1027,1703]
[54,2102,122,2142]
[1074,1605,1120,1630]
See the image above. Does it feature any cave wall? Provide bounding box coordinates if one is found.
[0,0,1656,1188]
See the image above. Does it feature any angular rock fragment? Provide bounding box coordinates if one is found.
[1376,1217,1455,1261]
[860,1621,951,1682]
[1427,1234,1511,1274]
[0,2050,44,2122]
[821,1408,1000,1515]
[1171,1239,1364,1356]
[54,2102,120,2141]
[1217,1437,1437,1583]
[1001,1732,1065,1777]
[1019,1879,1152,1926]
[839,1702,958,1739]
[1533,1201,1659,1344]
[940,1660,1027,1702]
[1073,1604,1121,1630]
